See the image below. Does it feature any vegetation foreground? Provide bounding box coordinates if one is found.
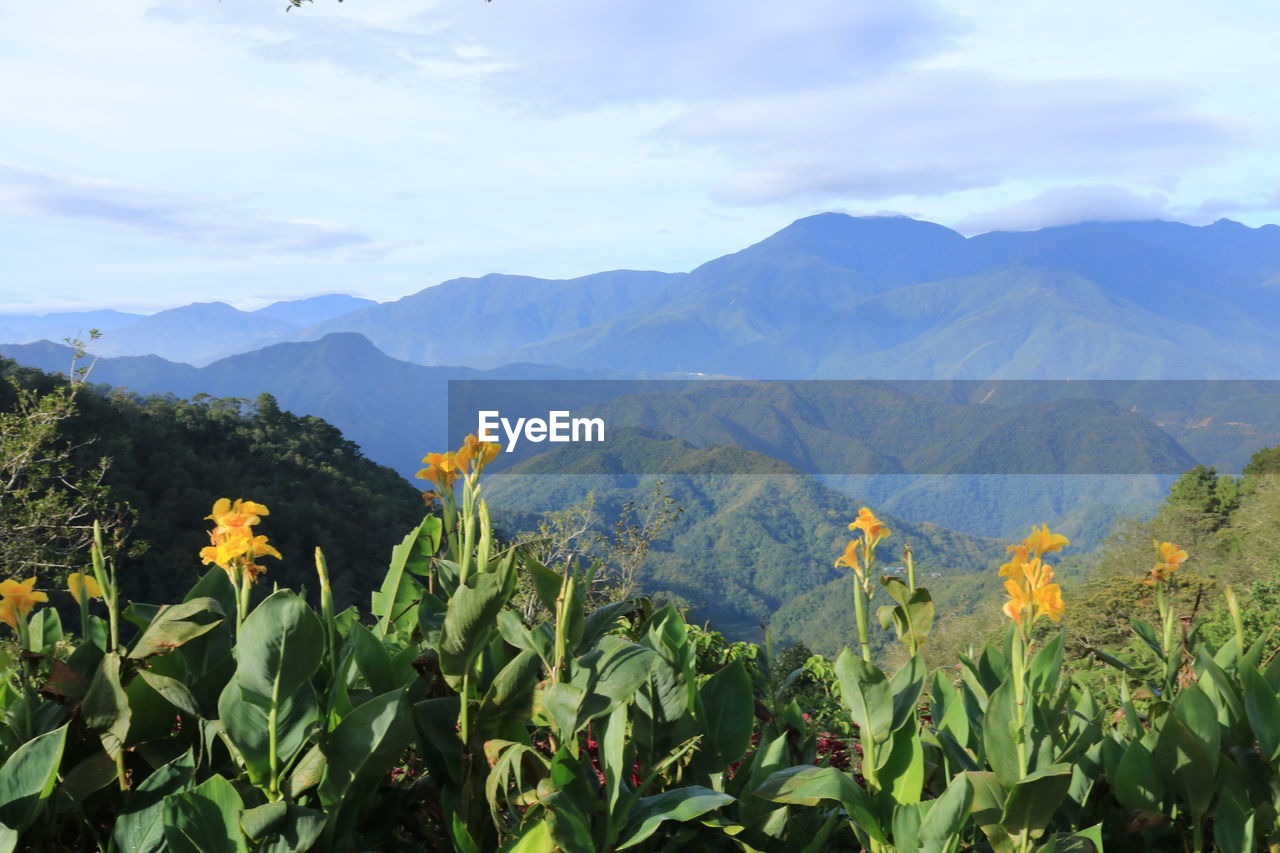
[0,430,1279,852]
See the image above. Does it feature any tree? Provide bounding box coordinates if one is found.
[0,338,131,579]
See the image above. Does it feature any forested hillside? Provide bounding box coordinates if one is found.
[0,357,424,606]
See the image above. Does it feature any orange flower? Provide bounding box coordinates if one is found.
[1023,525,1069,557]
[199,501,281,585]
[0,577,48,618]
[416,452,461,490]
[1033,582,1064,622]
[206,498,269,530]
[849,507,890,548]
[1145,540,1188,585]
[455,434,502,473]
[0,599,16,631]
[999,543,1031,578]
[1002,579,1033,624]
[67,572,103,605]
[1000,526,1066,626]
[834,540,863,577]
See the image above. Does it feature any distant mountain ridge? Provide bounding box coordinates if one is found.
[7,214,1280,377]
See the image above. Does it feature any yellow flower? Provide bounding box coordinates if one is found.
[1034,582,1065,622]
[0,599,16,631]
[198,503,282,586]
[206,498,269,531]
[1000,526,1066,626]
[455,434,502,473]
[849,507,890,548]
[68,572,103,605]
[999,543,1031,578]
[1023,525,1069,557]
[416,451,461,490]
[834,540,863,577]
[1145,540,1188,585]
[1002,579,1033,624]
[0,577,48,618]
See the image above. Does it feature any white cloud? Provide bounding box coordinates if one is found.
[0,163,374,256]
[665,73,1233,205]
[954,185,1172,234]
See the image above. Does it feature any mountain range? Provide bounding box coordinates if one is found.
[5,215,1280,377]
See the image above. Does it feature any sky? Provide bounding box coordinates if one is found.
[1,0,1278,313]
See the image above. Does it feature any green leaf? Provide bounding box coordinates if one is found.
[888,655,925,733]
[0,725,67,830]
[919,773,973,849]
[234,591,325,705]
[163,774,248,853]
[478,649,541,737]
[698,660,754,766]
[1244,667,1280,761]
[318,689,413,845]
[129,597,225,659]
[617,787,734,849]
[1111,739,1163,813]
[372,515,439,638]
[1000,764,1072,840]
[522,551,563,614]
[1028,631,1064,693]
[136,670,202,718]
[507,819,553,852]
[753,765,883,843]
[241,802,326,853]
[981,679,1021,789]
[349,622,397,695]
[439,571,511,688]
[83,652,131,760]
[965,771,1015,853]
[877,722,925,803]
[835,650,891,744]
[1214,788,1255,853]
[218,678,318,789]
[111,750,195,853]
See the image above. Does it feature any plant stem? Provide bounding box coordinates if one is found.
[853,577,872,662]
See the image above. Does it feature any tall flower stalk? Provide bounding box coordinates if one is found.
[1000,525,1067,800]
[836,507,890,663]
[1146,540,1188,657]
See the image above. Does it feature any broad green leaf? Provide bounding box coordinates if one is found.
[318,689,413,845]
[507,819,553,853]
[981,679,1021,789]
[698,660,753,766]
[478,649,541,737]
[919,773,973,849]
[0,725,66,830]
[349,622,397,695]
[888,655,925,733]
[966,771,1015,853]
[753,765,883,843]
[1028,631,1064,693]
[1000,764,1072,840]
[617,787,734,850]
[1111,739,1162,812]
[83,653,131,760]
[129,597,225,659]
[1214,788,1255,853]
[877,722,925,804]
[439,571,510,687]
[218,678,318,789]
[835,650,891,744]
[372,515,439,638]
[136,670,202,718]
[234,591,324,705]
[241,802,326,853]
[1244,667,1280,761]
[162,774,248,853]
[111,750,195,853]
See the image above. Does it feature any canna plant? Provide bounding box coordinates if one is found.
[3,437,1280,851]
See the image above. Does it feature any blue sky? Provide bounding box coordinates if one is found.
[1,0,1277,313]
